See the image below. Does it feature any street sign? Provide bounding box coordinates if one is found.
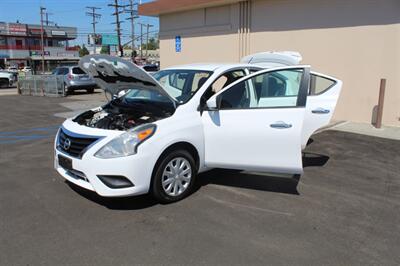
[175,36,181,53]
[102,34,118,46]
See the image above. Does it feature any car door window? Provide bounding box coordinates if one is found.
[58,68,69,75]
[201,69,246,104]
[219,69,305,109]
[309,74,336,95]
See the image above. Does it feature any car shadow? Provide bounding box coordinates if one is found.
[66,181,158,210]
[197,169,302,195]
[66,152,329,209]
[195,152,329,196]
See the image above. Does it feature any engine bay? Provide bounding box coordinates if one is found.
[73,100,173,131]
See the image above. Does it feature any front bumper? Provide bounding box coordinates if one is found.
[54,120,156,197]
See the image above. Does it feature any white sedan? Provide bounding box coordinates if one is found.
[54,52,342,203]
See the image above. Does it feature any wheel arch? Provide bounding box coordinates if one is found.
[151,141,200,183]
[156,141,200,170]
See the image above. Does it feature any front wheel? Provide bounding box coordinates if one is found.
[152,150,197,203]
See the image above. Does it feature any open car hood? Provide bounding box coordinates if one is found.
[79,55,176,105]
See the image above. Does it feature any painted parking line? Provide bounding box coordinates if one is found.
[0,125,59,136]
[0,125,59,144]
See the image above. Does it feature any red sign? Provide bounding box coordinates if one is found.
[8,24,27,35]
[29,28,43,35]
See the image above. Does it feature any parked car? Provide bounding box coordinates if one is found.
[141,64,159,73]
[21,66,32,74]
[54,53,342,203]
[0,70,15,87]
[52,66,97,95]
[7,66,18,73]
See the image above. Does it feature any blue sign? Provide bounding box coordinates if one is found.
[175,36,181,53]
[102,34,118,46]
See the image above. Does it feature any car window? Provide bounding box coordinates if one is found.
[72,67,85,75]
[219,69,304,109]
[309,74,336,95]
[219,80,252,109]
[153,69,212,104]
[55,68,69,75]
[201,69,246,104]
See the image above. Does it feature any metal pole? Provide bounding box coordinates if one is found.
[146,24,149,59]
[375,78,386,129]
[115,0,123,57]
[86,7,101,55]
[140,23,143,59]
[40,7,46,74]
[127,0,136,58]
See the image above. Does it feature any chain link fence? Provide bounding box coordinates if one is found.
[18,75,65,97]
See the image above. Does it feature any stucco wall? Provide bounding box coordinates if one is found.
[158,0,400,126]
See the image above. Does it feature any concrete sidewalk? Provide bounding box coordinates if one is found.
[0,87,17,96]
[326,121,400,141]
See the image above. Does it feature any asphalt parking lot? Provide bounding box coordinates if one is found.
[1,95,399,266]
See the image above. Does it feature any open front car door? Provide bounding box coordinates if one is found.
[201,66,310,174]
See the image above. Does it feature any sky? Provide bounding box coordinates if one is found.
[0,0,159,46]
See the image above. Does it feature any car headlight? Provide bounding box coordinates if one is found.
[94,124,156,159]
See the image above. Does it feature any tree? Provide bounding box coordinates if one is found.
[79,45,89,57]
[141,38,159,50]
[100,45,110,55]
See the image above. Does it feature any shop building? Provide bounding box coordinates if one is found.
[0,22,79,72]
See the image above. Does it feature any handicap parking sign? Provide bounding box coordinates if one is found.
[175,36,181,52]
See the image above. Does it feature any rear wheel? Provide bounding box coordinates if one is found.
[152,150,197,203]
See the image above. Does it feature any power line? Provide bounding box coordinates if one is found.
[138,22,153,59]
[124,0,138,55]
[108,0,125,57]
[86,6,102,54]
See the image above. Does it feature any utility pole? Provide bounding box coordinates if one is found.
[145,24,153,58]
[44,12,53,26]
[86,6,102,54]
[139,23,143,59]
[125,0,138,60]
[40,6,46,73]
[109,0,124,57]
[138,23,153,60]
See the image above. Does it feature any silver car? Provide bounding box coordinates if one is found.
[53,66,97,95]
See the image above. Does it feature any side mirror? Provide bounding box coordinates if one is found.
[206,97,218,111]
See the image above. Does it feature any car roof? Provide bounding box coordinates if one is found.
[163,63,256,72]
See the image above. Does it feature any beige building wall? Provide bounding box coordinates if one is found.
[158,0,400,126]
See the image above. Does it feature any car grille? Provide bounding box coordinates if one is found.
[58,129,99,158]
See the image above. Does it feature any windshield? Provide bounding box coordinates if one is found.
[119,88,175,110]
[153,69,212,103]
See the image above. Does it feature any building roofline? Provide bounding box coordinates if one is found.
[138,0,241,16]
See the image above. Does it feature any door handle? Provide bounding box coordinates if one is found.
[270,122,292,129]
[312,108,330,114]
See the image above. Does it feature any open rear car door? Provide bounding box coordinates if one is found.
[301,72,342,149]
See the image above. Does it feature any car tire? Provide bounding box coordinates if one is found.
[86,88,95,94]
[152,149,197,203]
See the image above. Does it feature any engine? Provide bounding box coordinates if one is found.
[73,104,168,131]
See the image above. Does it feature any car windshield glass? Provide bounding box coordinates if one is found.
[120,88,175,109]
[153,69,212,103]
